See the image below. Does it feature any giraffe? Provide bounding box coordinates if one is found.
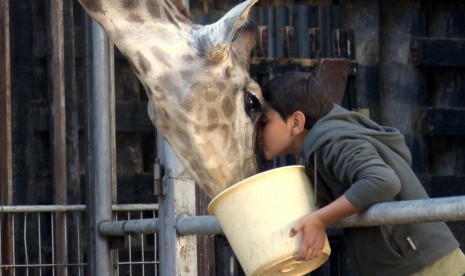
[76,0,263,197]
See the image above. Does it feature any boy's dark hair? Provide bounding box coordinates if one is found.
[261,71,333,129]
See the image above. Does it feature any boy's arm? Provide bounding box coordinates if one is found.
[290,195,358,260]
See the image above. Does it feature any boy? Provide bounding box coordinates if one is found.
[257,71,465,275]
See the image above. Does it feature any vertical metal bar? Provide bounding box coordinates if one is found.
[158,143,197,276]
[23,215,28,276]
[77,213,82,276]
[38,215,42,276]
[153,210,157,276]
[49,1,68,275]
[0,1,13,275]
[108,39,118,276]
[0,216,2,276]
[127,212,133,276]
[11,215,14,276]
[51,214,55,276]
[0,216,3,276]
[85,15,112,276]
[156,2,196,273]
[140,211,145,276]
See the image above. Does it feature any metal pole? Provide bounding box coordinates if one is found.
[331,196,465,228]
[85,16,112,276]
[158,143,198,276]
[98,195,465,236]
[176,215,222,236]
[100,218,160,236]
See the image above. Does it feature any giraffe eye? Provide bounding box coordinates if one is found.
[244,92,262,121]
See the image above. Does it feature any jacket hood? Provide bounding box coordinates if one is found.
[301,104,412,165]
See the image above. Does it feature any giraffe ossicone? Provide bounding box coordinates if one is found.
[77,0,263,197]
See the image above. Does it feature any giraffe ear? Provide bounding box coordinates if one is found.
[231,21,258,70]
[193,0,258,60]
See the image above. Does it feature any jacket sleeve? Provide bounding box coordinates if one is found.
[319,138,401,210]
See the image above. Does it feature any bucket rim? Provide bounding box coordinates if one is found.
[207,165,305,215]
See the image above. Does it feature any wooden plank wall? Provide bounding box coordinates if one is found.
[340,0,465,251]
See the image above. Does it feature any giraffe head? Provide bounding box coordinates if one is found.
[77,0,263,197]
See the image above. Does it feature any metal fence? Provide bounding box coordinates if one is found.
[0,204,159,276]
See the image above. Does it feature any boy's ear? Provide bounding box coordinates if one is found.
[291,111,306,135]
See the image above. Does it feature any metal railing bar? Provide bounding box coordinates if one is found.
[0,263,87,268]
[153,210,158,276]
[13,213,16,276]
[0,206,85,213]
[100,195,465,237]
[330,195,465,228]
[51,213,55,276]
[176,215,223,236]
[78,215,82,276]
[112,204,159,212]
[0,204,158,213]
[117,261,158,265]
[23,215,28,276]
[76,213,83,276]
[100,219,159,236]
[38,214,42,276]
[127,212,133,276]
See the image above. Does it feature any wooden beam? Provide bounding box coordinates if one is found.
[48,0,68,274]
[0,0,14,275]
[0,0,12,204]
[410,37,465,66]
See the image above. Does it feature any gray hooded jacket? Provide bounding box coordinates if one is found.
[301,105,458,276]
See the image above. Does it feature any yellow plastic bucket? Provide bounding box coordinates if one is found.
[208,165,331,276]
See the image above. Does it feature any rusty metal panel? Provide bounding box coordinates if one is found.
[316,58,352,105]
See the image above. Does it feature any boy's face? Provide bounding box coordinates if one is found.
[257,107,296,160]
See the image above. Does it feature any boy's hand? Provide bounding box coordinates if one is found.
[289,195,359,261]
[289,213,327,261]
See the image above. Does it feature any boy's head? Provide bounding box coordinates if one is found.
[257,72,333,159]
[262,71,333,129]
